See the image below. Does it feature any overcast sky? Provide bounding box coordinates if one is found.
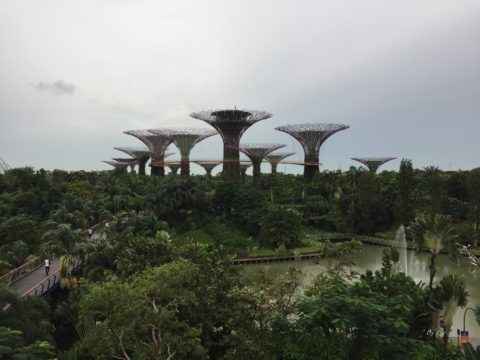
[1,0,479,175]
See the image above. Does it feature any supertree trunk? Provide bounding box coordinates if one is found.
[151,166,164,176]
[271,164,278,175]
[224,138,241,181]
[138,157,148,176]
[239,163,251,184]
[180,155,190,176]
[252,159,262,190]
[304,153,319,182]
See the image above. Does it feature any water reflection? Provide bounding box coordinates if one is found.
[241,245,480,337]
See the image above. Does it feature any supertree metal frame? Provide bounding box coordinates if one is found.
[124,129,173,176]
[265,152,295,175]
[0,156,11,174]
[351,157,396,174]
[112,158,138,174]
[275,123,349,181]
[167,162,181,175]
[114,147,151,176]
[194,161,222,177]
[239,143,286,189]
[239,161,252,184]
[190,109,272,181]
[150,128,218,176]
[103,160,129,171]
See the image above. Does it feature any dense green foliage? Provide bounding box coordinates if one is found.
[1,164,480,358]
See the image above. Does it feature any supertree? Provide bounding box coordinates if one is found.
[194,161,222,177]
[112,158,138,174]
[239,161,252,184]
[150,128,217,176]
[0,156,11,174]
[351,157,396,174]
[190,109,272,181]
[167,162,181,175]
[275,123,349,181]
[103,160,129,171]
[150,151,175,174]
[239,143,286,189]
[265,152,295,175]
[114,147,151,176]
[124,130,173,176]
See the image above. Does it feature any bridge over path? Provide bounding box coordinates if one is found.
[1,256,81,298]
[1,222,105,298]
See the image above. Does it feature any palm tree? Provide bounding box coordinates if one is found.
[75,237,116,282]
[344,166,366,185]
[410,214,458,288]
[476,304,480,326]
[462,343,480,359]
[40,222,83,289]
[434,274,468,350]
[423,165,441,177]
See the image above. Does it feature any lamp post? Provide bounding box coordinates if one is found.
[464,307,475,331]
[459,307,475,348]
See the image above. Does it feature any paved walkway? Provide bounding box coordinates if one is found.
[10,258,61,297]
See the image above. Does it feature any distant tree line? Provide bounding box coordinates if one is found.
[2,163,480,358]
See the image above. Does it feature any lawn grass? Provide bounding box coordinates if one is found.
[246,239,324,258]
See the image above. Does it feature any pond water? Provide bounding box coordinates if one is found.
[241,244,480,338]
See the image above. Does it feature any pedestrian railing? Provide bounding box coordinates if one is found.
[1,220,109,289]
[0,256,42,287]
[305,233,354,242]
[21,258,82,298]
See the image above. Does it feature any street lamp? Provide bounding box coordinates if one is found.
[464,307,475,331]
[459,307,475,348]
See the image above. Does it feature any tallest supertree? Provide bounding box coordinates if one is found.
[275,123,349,181]
[190,109,272,181]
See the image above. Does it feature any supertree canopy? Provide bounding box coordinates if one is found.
[190,109,272,181]
[351,157,396,174]
[275,123,349,181]
[265,152,295,175]
[151,128,217,176]
[124,129,173,176]
[239,143,286,189]
[112,157,138,174]
[114,147,151,176]
[194,161,222,177]
[165,161,181,175]
[103,160,129,171]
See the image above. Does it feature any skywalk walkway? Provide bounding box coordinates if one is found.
[9,257,61,297]
[1,221,106,298]
[1,257,81,298]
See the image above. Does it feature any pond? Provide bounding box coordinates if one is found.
[241,244,480,338]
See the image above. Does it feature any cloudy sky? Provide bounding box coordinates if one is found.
[1,0,479,174]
